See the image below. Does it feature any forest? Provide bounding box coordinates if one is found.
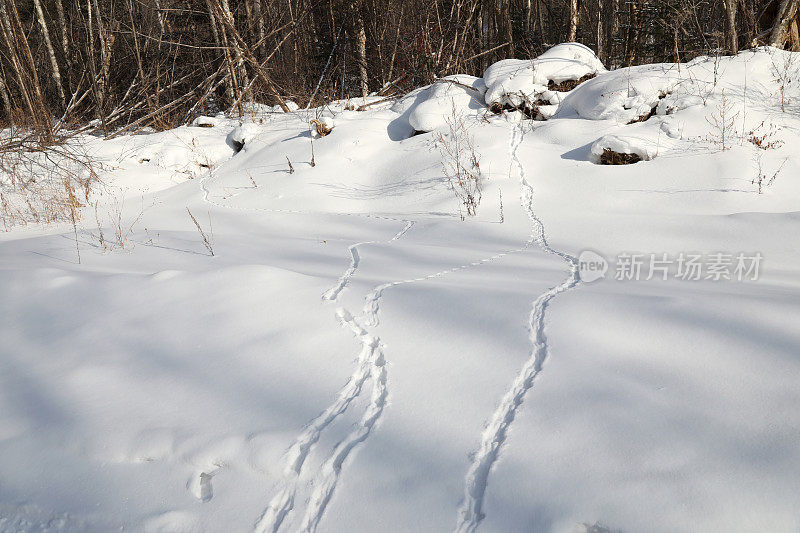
[1,0,798,137]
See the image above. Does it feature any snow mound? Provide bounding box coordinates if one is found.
[227,122,262,152]
[483,43,605,115]
[191,115,223,128]
[590,133,660,163]
[559,47,800,126]
[556,64,682,123]
[407,75,487,132]
[127,124,236,180]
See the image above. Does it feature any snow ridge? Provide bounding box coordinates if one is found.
[454,121,581,533]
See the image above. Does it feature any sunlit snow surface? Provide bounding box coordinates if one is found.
[1,46,800,532]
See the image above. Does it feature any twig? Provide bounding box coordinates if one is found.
[187,207,214,256]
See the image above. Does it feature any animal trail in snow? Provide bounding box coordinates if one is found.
[454,121,582,533]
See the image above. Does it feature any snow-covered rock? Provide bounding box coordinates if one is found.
[227,122,262,151]
[483,43,605,113]
[590,133,661,163]
[192,115,223,128]
[556,64,682,123]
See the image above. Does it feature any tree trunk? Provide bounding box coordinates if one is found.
[220,0,249,105]
[722,0,738,54]
[153,0,166,35]
[0,0,52,136]
[537,0,545,44]
[32,0,66,106]
[596,0,604,61]
[0,66,11,123]
[769,0,800,50]
[499,0,513,54]
[354,8,368,98]
[524,0,531,36]
[569,0,579,41]
[53,0,72,90]
[625,1,639,65]
[252,0,266,60]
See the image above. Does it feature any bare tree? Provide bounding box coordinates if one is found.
[569,0,579,41]
[769,0,800,50]
[354,3,369,98]
[0,0,788,132]
[32,0,66,106]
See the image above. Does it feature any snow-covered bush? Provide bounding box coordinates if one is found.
[227,123,262,152]
[310,117,335,138]
[483,43,605,119]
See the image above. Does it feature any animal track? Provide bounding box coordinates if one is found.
[188,471,215,503]
[454,120,581,533]
[198,124,577,532]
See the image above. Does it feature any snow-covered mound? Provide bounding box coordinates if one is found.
[555,64,681,123]
[590,133,661,163]
[483,43,606,116]
[120,121,240,182]
[405,75,487,132]
[556,46,800,163]
[393,44,604,132]
[227,121,263,151]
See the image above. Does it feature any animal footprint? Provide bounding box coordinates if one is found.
[187,471,215,502]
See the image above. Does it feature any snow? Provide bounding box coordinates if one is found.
[228,122,264,149]
[589,132,662,162]
[407,75,487,132]
[559,47,800,165]
[1,46,800,533]
[555,63,680,122]
[483,43,605,110]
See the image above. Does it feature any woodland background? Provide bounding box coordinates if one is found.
[1,0,799,135]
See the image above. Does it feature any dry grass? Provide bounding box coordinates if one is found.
[746,121,784,151]
[187,207,215,256]
[771,50,798,113]
[705,88,739,151]
[0,131,100,231]
[438,104,482,219]
[752,153,787,194]
[310,119,333,137]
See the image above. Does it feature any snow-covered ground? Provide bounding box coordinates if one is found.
[1,45,800,533]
